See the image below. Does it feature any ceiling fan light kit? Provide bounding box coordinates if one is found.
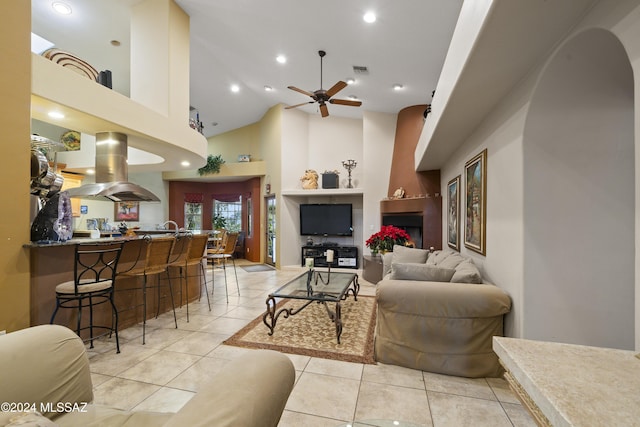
[286,50,362,118]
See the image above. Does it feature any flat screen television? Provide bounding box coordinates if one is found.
[300,203,353,236]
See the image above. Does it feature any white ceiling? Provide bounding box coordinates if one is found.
[31,0,463,139]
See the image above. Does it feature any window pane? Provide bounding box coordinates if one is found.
[184,202,203,230]
[213,197,242,232]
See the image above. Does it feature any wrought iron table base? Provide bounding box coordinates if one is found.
[262,276,359,344]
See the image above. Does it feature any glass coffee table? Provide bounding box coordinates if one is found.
[263,269,359,344]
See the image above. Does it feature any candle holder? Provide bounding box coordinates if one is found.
[342,159,357,189]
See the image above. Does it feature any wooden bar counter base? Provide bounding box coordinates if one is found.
[29,236,204,336]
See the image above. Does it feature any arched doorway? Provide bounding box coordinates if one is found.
[523,28,635,349]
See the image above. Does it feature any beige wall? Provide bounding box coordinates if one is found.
[259,105,283,265]
[0,1,31,332]
[207,122,261,163]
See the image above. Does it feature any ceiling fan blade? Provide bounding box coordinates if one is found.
[319,103,329,118]
[330,99,362,107]
[285,101,314,109]
[288,86,315,98]
[326,81,347,98]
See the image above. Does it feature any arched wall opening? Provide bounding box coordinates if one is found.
[523,28,635,349]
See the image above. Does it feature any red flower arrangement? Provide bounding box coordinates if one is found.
[366,225,412,254]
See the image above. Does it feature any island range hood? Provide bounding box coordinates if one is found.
[66,132,161,202]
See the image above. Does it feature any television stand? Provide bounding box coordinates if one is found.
[301,245,358,269]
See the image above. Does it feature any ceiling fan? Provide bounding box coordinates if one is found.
[286,50,362,118]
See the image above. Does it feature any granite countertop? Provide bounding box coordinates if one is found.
[493,336,640,427]
[24,236,141,248]
[25,229,213,248]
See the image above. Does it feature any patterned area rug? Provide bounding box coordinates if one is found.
[224,295,377,364]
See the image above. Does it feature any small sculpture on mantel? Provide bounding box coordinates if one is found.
[392,187,405,199]
[300,169,319,190]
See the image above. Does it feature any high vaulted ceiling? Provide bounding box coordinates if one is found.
[31,0,463,138]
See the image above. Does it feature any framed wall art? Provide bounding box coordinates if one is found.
[447,175,461,251]
[464,149,487,255]
[114,201,139,222]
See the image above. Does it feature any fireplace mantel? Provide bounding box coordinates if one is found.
[380,196,435,213]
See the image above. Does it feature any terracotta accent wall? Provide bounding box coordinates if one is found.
[382,105,442,249]
[388,105,430,197]
[168,178,261,262]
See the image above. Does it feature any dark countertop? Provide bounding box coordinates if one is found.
[25,229,214,248]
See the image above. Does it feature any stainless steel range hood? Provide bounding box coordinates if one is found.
[66,132,161,202]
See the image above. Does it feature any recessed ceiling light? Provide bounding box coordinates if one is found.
[346,78,355,85]
[276,55,287,64]
[52,2,72,15]
[230,84,240,93]
[363,12,376,23]
[86,169,95,175]
[264,85,274,92]
[181,161,190,167]
[393,84,404,91]
[47,111,65,119]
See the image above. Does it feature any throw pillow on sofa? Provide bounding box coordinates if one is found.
[390,262,455,282]
[423,249,484,284]
[392,244,430,263]
[426,249,453,266]
[451,259,483,284]
[382,245,430,277]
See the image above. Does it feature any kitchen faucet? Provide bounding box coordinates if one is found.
[158,220,179,233]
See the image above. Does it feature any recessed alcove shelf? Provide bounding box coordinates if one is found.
[281,188,363,197]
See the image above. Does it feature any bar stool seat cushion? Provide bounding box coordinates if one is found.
[55,279,114,294]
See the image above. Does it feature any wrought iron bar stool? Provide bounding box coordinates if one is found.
[50,241,124,353]
[206,232,240,303]
[117,235,176,345]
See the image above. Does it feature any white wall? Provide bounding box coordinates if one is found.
[524,28,634,349]
[307,115,363,188]
[363,111,397,250]
[439,0,640,347]
[277,109,397,267]
[280,108,310,267]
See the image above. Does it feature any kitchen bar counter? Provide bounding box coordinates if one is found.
[24,231,186,248]
[28,233,210,334]
[493,336,640,427]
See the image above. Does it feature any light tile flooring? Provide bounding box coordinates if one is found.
[86,260,536,427]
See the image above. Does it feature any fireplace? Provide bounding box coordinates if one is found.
[380,196,442,250]
[382,213,424,248]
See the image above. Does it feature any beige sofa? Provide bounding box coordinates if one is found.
[375,246,511,378]
[0,324,295,427]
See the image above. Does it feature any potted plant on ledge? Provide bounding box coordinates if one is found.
[366,225,412,256]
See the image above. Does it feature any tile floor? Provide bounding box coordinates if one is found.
[86,260,536,427]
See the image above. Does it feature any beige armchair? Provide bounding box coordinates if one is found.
[0,324,295,427]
